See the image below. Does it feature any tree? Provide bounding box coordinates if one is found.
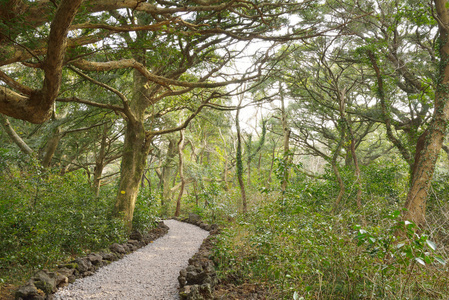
[402,0,449,226]
[1,0,321,228]
[174,129,186,217]
[235,96,248,213]
[0,0,314,123]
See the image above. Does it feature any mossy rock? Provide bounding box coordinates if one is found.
[33,280,53,295]
[58,263,78,269]
[33,270,57,295]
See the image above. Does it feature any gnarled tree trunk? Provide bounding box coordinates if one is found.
[161,138,178,205]
[175,130,185,217]
[403,0,449,226]
[114,64,151,230]
[114,120,152,229]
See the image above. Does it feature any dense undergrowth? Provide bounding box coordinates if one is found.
[192,161,449,299]
[0,153,159,286]
[2,148,449,300]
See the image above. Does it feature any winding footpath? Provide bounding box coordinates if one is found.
[54,220,209,300]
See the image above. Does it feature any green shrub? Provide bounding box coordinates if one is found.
[132,189,160,232]
[212,162,449,300]
[0,165,126,283]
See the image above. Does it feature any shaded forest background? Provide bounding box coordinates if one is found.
[1,0,449,299]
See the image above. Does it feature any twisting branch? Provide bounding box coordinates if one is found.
[367,50,413,167]
[0,70,33,95]
[67,66,131,113]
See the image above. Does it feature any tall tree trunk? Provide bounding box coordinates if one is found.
[280,86,290,194]
[114,60,151,230]
[402,0,449,226]
[175,130,185,217]
[338,88,363,211]
[267,139,276,186]
[93,124,108,196]
[348,126,363,210]
[42,126,61,168]
[114,121,152,230]
[247,135,252,186]
[236,99,247,213]
[247,157,252,186]
[218,128,229,191]
[332,132,345,211]
[161,138,178,205]
[93,163,104,197]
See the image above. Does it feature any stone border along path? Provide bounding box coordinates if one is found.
[54,220,210,300]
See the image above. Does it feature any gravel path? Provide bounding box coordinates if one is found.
[54,220,209,300]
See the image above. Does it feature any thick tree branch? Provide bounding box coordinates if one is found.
[0,114,33,154]
[0,0,83,123]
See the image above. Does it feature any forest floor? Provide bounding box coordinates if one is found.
[0,284,15,300]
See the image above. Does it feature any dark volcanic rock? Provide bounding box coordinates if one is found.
[126,243,137,252]
[15,281,45,300]
[185,265,209,285]
[178,221,219,300]
[188,213,201,224]
[87,253,102,265]
[75,257,92,273]
[32,270,57,295]
[109,243,126,254]
[121,243,131,253]
[129,230,143,241]
[100,252,116,261]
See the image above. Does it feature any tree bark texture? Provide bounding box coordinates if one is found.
[114,66,151,230]
[175,130,185,217]
[280,86,290,194]
[42,126,62,168]
[114,121,152,230]
[93,124,109,196]
[403,0,449,226]
[218,128,229,191]
[236,101,247,213]
[0,114,33,154]
[332,132,345,211]
[0,0,83,123]
[161,138,178,205]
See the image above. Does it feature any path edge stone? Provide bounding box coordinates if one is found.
[15,221,169,300]
[176,214,220,300]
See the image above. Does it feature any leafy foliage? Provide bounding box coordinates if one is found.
[0,153,126,283]
[210,162,449,299]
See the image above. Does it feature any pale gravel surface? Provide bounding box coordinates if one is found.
[54,220,209,300]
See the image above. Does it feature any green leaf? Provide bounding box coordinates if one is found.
[415,257,425,265]
[426,240,437,251]
[293,291,299,300]
[435,256,446,265]
[396,243,405,249]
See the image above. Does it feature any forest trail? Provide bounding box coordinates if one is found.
[54,220,209,300]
